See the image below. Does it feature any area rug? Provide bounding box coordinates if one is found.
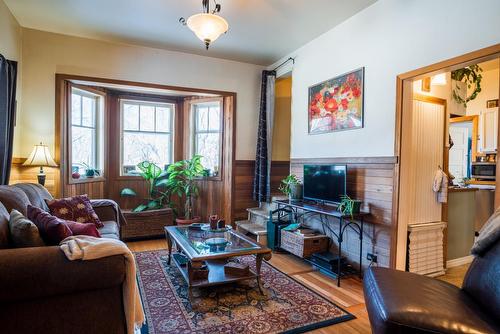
[135,250,354,334]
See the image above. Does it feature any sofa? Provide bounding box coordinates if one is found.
[0,183,128,334]
[363,237,500,333]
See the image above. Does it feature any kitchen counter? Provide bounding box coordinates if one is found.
[448,187,478,193]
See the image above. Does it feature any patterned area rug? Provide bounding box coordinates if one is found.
[135,250,354,334]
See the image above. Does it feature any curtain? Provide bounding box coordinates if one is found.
[0,54,17,185]
[253,70,276,202]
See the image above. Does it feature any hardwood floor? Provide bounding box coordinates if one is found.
[128,238,469,334]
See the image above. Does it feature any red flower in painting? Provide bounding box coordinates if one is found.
[324,98,338,112]
[340,98,349,110]
[352,87,361,98]
[310,104,320,115]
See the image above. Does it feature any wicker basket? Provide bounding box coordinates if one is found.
[280,230,329,258]
[122,208,173,240]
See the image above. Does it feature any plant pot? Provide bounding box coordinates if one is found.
[85,169,96,178]
[351,200,362,215]
[176,216,201,225]
[288,183,303,202]
[122,208,174,241]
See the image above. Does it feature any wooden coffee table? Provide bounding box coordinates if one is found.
[164,225,272,299]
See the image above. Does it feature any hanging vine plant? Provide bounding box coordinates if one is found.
[451,64,483,107]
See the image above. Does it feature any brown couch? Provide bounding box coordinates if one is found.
[363,237,500,333]
[0,183,128,334]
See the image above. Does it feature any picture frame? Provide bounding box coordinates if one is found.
[308,67,364,134]
[486,99,499,108]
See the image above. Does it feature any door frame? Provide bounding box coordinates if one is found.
[393,44,500,270]
[449,115,479,162]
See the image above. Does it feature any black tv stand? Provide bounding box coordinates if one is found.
[272,199,368,286]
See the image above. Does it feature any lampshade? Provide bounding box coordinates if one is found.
[23,143,58,167]
[186,13,228,49]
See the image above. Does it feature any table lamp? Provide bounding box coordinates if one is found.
[22,142,58,186]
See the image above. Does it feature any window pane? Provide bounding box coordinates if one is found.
[208,105,221,131]
[123,104,139,131]
[71,94,82,125]
[82,96,95,127]
[156,107,171,132]
[196,133,220,171]
[196,107,209,131]
[140,105,155,131]
[72,126,95,173]
[123,132,171,171]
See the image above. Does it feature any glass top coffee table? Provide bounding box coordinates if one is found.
[164,225,272,299]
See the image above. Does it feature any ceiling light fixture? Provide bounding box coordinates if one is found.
[179,0,229,50]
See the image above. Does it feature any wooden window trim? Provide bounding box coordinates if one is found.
[67,83,107,185]
[186,96,225,182]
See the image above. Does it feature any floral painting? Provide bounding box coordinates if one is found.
[308,68,364,134]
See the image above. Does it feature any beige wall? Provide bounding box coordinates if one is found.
[466,67,499,116]
[272,76,291,161]
[17,28,264,159]
[0,0,22,155]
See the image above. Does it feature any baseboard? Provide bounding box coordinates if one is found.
[447,255,474,268]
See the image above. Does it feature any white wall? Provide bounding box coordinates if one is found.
[18,28,264,159]
[0,0,22,155]
[270,0,500,159]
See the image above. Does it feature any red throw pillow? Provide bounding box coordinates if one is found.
[27,205,73,245]
[46,195,103,228]
[65,221,101,238]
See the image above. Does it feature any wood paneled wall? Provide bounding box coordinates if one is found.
[290,157,398,268]
[233,160,290,221]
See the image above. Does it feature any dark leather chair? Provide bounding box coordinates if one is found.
[363,239,500,334]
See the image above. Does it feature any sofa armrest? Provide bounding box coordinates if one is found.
[90,199,127,226]
[0,246,126,303]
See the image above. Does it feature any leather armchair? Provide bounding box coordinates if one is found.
[363,240,500,333]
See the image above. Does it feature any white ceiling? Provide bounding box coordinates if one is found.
[5,0,377,65]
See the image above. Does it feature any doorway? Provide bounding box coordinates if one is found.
[394,44,500,271]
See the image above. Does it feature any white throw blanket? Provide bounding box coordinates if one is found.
[60,236,145,334]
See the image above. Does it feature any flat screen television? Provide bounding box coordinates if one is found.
[303,165,347,204]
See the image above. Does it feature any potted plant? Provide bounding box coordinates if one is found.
[337,195,362,218]
[80,162,100,178]
[165,155,205,225]
[119,161,174,240]
[279,174,303,201]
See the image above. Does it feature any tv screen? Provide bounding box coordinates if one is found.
[303,165,347,204]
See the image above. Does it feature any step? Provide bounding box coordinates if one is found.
[235,220,267,236]
[247,207,282,220]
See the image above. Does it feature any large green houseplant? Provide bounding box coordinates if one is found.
[120,161,171,212]
[164,155,205,224]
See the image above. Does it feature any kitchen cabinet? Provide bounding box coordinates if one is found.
[479,108,498,153]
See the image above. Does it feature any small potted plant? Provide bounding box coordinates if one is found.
[80,162,100,178]
[337,195,362,218]
[165,155,205,225]
[279,174,303,201]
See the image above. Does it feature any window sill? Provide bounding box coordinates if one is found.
[69,176,106,184]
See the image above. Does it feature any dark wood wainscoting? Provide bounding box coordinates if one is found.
[233,160,290,221]
[290,157,398,268]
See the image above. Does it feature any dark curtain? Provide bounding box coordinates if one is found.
[253,70,275,202]
[0,54,17,185]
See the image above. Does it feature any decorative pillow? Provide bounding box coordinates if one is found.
[65,221,101,238]
[27,205,73,245]
[8,209,46,248]
[46,195,103,228]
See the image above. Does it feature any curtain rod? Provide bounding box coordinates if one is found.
[272,57,295,72]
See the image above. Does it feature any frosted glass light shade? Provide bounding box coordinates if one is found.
[23,143,58,167]
[186,13,228,48]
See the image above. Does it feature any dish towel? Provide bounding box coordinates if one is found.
[59,235,145,334]
[432,168,448,203]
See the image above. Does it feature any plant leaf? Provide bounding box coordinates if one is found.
[120,188,137,196]
[133,204,148,212]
